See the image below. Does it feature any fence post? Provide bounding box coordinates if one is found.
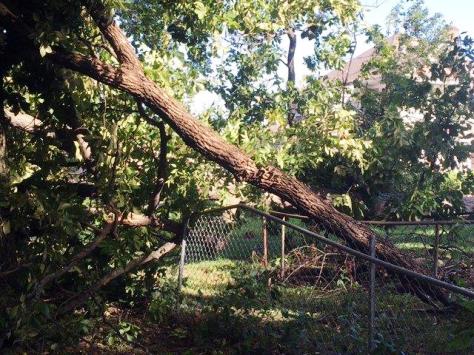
[368,235,376,353]
[432,224,440,277]
[281,216,286,278]
[262,216,268,267]
[177,238,187,293]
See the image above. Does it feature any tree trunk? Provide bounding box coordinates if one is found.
[0,94,15,270]
[287,29,297,85]
[286,28,297,125]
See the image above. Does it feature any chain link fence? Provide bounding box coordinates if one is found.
[176,205,474,353]
[365,221,474,284]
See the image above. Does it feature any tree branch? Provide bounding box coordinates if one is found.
[59,242,176,313]
[287,28,296,85]
[119,212,182,235]
[3,107,94,166]
[3,109,43,134]
[32,221,115,299]
[0,263,33,278]
[83,0,141,69]
[287,27,297,125]
[136,102,169,215]
[87,208,183,236]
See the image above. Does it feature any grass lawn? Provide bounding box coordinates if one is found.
[160,257,471,354]
[111,215,472,354]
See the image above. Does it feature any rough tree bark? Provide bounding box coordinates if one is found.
[0,1,449,304]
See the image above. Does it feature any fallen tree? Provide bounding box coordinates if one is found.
[0,1,449,304]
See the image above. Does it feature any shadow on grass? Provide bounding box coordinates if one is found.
[154,259,471,354]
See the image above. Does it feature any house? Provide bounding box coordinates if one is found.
[325,35,399,92]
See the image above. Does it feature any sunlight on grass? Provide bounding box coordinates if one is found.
[181,259,237,297]
[396,242,427,250]
[162,217,474,353]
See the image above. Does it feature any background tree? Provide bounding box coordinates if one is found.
[297,0,474,219]
[354,0,474,219]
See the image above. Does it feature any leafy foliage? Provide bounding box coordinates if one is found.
[313,0,474,219]
[0,0,473,352]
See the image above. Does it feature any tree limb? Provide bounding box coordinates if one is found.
[286,27,297,125]
[3,108,93,164]
[0,263,33,278]
[87,208,183,235]
[287,28,296,85]
[3,109,43,134]
[32,221,115,298]
[83,0,142,70]
[136,102,169,215]
[59,242,176,313]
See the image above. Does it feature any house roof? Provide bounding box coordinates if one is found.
[325,46,377,84]
[325,27,462,87]
[325,35,399,89]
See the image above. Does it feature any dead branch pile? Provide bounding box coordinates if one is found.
[278,244,369,289]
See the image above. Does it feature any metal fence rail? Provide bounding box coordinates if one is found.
[177,204,474,353]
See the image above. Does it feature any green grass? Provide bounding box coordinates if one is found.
[181,259,238,297]
[161,217,474,353]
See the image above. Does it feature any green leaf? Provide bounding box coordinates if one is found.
[39,45,52,57]
[194,1,207,20]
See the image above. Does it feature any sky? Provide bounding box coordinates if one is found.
[290,0,474,86]
[191,0,474,114]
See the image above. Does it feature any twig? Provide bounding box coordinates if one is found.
[136,101,169,216]
[0,263,33,278]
